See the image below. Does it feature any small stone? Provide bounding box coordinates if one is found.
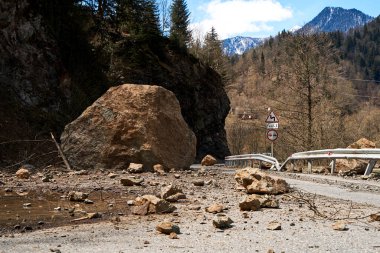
[242,212,250,219]
[267,221,282,230]
[332,221,348,231]
[13,224,21,230]
[156,222,180,235]
[127,200,135,206]
[108,173,118,178]
[153,164,167,175]
[267,249,275,253]
[38,221,44,225]
[127,163,144,173]
[23,203,32,207]
[16,168,30,179]
[193,180,205,186]
[143,241,150,244]
[201,155,217,166]
[87,212,101,219]
[205,204,224,214]
[169,232,179,239]
[174,174,180,179]
[212,213,233,229]
[369,213,380,222]
[120,177,144,186]
[84,199,94,204]
[5,188,12,192]
[290,222,295,226]
[54,207,62,211]
[161,184,185,202]
[68,191,88,202]
[239,195,261,211]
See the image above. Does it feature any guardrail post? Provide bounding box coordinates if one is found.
[364,160,377,176]
[307,160,312,174]
[331,159,336,174]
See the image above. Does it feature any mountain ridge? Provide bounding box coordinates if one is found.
[298,7,374,34]
[222,7,374,56]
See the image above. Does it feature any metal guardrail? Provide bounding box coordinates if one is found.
[280,148,380,176]
[225,154,281,171]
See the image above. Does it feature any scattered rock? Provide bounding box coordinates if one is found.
[23,203,32,207]
[174,174,181,179]
[348,138,376,149]
[153,164,167,175]
[127,163,144,173]
[84,199,94,204]
[16,168,30,179]
[369,213,380,222]
[267,221,282,230]
[127,200,134,206]
[161,184,186,202]
[212,213,233,229]
[156,222,180,235]
[332,220,348,231]
[336,138,376,175]
[132,195,176,215]
[60,84,197,170]
[239,195,261,211]
[166,193,186,202]
[108,173,118,178]
[201,155,217,166]
[120,177,144,186]
[193,180,205,186]
[68,191,88,202]
[259,195,280,208]
[42,175,53,182]
[235,168,289,195]
[205,204,224,213]
[169,232,179,239]
[54,207,61,211]
[75,170,88,175]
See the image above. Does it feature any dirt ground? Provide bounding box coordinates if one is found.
[1,166,380,253]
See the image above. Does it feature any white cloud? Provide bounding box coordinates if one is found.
[191,0,293,39]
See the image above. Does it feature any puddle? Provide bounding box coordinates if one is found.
[0,189,133,234]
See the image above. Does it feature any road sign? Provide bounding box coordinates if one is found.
[267,130,278,142]
[265,111,279,123]
[266,122,279,129]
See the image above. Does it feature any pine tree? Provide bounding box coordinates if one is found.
[202,27,228,82]
[169,0,191,49]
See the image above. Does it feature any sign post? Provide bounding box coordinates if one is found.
[265,111,279,157]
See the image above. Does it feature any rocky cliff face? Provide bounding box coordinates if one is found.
[160,52,231,161]
[0,0,69,167]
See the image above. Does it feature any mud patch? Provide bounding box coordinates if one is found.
[0,188,134,234]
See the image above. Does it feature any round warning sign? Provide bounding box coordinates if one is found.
[267,130,278,142]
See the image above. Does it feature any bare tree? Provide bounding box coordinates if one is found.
[158,0,171,35]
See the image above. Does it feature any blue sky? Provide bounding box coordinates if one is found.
[187,0,380,39]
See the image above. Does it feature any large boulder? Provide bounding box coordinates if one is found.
[235,167,289,195]
[60,84,196,170]
[336,138,376,174]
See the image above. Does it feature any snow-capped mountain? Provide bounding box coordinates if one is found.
[298,7,373,34]
[222,36,264,56]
